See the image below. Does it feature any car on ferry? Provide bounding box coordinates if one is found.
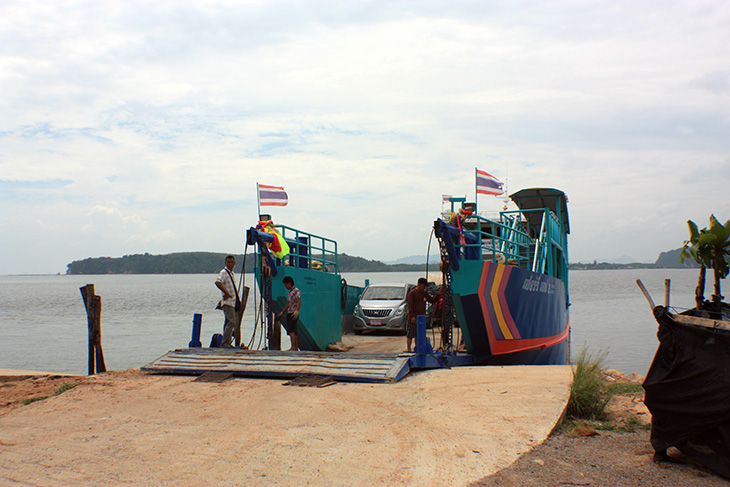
[352,283,415,334]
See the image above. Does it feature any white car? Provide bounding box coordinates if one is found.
[352,283,415,335]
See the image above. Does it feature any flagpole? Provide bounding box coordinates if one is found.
[256,182,261,220]
[505,162,509,197]
[474,167,478,213]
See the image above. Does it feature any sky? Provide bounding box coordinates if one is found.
[1,0,729,275]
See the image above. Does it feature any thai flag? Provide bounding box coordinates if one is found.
[476,169,504,196]
[442,194,452,204]
[258,184,288,207]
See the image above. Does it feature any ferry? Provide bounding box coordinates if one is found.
[435,188,571,365]
[143,188,571,380]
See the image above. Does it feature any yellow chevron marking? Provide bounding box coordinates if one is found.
[490,265,514,340]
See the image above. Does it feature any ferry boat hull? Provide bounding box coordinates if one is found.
[436,188,571,365]
[452,260,569,365]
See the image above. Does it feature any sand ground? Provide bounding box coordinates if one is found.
[0,364,571,486]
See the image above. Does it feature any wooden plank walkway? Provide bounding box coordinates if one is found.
[141,348,413,383]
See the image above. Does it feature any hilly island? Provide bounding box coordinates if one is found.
[65,248,697,274]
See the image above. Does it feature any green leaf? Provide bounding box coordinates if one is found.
[698,233,718,246]
[708,215,729,242]
[687,220,700,243]
[689,246,699,262]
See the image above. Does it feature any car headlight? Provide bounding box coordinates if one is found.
[394,304,406,317]
[354,304,361,316]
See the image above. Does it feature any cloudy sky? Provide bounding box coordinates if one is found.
[1,0,729,275]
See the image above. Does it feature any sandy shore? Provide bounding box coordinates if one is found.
[1,365,571,486]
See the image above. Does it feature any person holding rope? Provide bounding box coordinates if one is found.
[215,255,247,349]
[406,277,442,353]
[278,276,301,351]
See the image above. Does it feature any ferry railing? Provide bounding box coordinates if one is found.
[526,208,568,281]
[456,213,533,267]
[277,225,339,274]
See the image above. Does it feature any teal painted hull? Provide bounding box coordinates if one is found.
[257,265,343,351]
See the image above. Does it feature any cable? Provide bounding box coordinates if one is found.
[425,226,438,349]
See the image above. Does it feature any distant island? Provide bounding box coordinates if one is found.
[65,247,697,275]
[570,248,698,270]
[65,252,431,275]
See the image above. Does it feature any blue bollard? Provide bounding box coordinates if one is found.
[415,315,433,355]
[189,313,202,348]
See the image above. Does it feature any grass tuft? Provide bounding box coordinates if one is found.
[566,348,610,421]
[22,396,49,405]
[54,383,77,395]
[605,381,643,396]
[21,382,78,407]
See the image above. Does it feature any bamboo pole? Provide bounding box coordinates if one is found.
[636,279,656,310]
[234,286,250,348]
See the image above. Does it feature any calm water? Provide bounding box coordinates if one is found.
[0,269,700,375]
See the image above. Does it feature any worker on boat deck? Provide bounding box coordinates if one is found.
[278,276,301,351]
[215,255,245,348]
[406,277,441,353]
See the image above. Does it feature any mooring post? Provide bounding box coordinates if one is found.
[190,313,202,347]
[234,286,250,348]
[270,311,282,350]
[80,284,106,375]
[415,314,432,355]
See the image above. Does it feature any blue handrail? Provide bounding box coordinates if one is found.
[276,225,339,274]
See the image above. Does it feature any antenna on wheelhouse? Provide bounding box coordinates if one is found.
[502,163,510,210]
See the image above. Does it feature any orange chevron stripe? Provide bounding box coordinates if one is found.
[490,264,514,340]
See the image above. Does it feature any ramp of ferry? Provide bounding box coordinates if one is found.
[142,347,413,383]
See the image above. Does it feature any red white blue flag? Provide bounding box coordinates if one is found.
[442,194,452,204]
[258,184,288,207]
[476,169,503,196]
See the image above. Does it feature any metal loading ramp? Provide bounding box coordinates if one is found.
[142,348,412,383]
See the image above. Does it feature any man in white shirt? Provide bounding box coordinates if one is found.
[215,255,242,348]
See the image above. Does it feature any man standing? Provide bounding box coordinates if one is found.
[215,255,245,348]
[278,276,301,351]
[406,277,441,353]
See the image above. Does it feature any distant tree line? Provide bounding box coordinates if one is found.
[67,247,696,275]
[66,252,429,275]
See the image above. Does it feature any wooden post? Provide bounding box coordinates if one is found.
[234,286,250,347]
[80,284,106,375]
[664,279,671,308]
[269,311,282,350]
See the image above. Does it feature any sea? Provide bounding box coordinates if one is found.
[0,269,700,376]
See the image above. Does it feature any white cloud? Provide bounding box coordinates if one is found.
[1,0,729,273]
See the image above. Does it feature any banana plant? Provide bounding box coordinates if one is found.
[680,215,730,309]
